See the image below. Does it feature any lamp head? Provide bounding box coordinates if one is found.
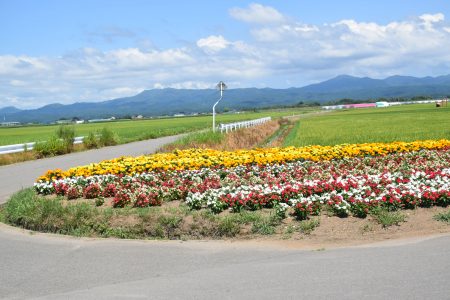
[216,81,227,92]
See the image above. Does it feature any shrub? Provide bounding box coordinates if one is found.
[293,201,321,220]
[83,184,102,199]
[113,190,131,208]
[400,193,418,210]
[274,203,289,219]
[99,127,118,146]
[34,136,67,157]
[102,183,117,197]
[328,197,351,218]
[56,125,76,153]
[436,191,450,207]
[84,132,99,149]
[53,182,69,196]
[380,196,402,211]
[351,201,370,218]
[67,186,81,199]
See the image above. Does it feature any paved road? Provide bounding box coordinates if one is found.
[0,135,182,204]
[1,225,449,299]
[1,135,450,299]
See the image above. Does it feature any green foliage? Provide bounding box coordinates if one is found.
[233,210,264,224]
[82,127,118,149]
[433,210,450,223]
[283,104,450,147]
[217,216,241,237]
[98,127,118,146]
[84,131,99,149]
[56,125,76,152]
[173,130,224,147]
[33,125,76,157]
[298,218,320,235]
[2,189,425,240]
[95,197,105,207]
[34,136,67,157]
[157,214,183,239]
[4,189,98,235]
[0,206,5,223]
[251,214,280,235]
[351,202,370,218]
[370,207,406,228]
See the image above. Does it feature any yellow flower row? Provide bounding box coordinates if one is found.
[38,139,450,182]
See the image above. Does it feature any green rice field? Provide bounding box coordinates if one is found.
[283,104,450,147]
[0,107,314,146]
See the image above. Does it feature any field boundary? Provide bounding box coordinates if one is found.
[0,136,85,155]
[218,117,271,133]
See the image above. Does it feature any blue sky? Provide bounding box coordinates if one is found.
[1,0,449,108]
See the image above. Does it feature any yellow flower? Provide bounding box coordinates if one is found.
[36,139,450,181]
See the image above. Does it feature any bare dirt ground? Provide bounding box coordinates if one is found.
[254,206,450,249]
[58,195,450,249]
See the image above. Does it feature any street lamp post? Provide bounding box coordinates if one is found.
[213,81,227,132]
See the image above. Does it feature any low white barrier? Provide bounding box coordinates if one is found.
[218,117,271,133]
[0,136,85,155]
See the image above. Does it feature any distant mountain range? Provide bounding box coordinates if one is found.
[2,74,450,124]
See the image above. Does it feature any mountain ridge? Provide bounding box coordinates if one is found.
[2,74,450,123]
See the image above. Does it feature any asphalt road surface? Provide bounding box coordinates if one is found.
[1,135,449,299]
[1,225,449,300]
[0,134,182,204]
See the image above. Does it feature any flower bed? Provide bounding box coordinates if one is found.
[34,141,450,219]
[37,139,450,181]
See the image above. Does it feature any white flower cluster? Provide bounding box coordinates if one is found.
[185,170,450,213]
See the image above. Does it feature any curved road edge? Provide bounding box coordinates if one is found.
[1,220,449,299]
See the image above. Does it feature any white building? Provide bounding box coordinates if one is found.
[375,102,390,107]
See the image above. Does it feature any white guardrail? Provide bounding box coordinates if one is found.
[1,117,272,155]
[218,117,271,133]
[0,136,85,155]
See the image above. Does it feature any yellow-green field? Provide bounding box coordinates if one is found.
[0,107,315,146]
[283,104,450,147]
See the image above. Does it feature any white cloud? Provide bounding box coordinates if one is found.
[419,13,445,23]
[229,3,286,24]
[197,35,230,53]
[164,81,214,89]
[419,13,445,31]
[9,80,26,86]
[1,6,450,109]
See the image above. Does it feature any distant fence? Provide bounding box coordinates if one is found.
[1,118,273,155]
[218,117,271,133]
[0,136,85,155]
